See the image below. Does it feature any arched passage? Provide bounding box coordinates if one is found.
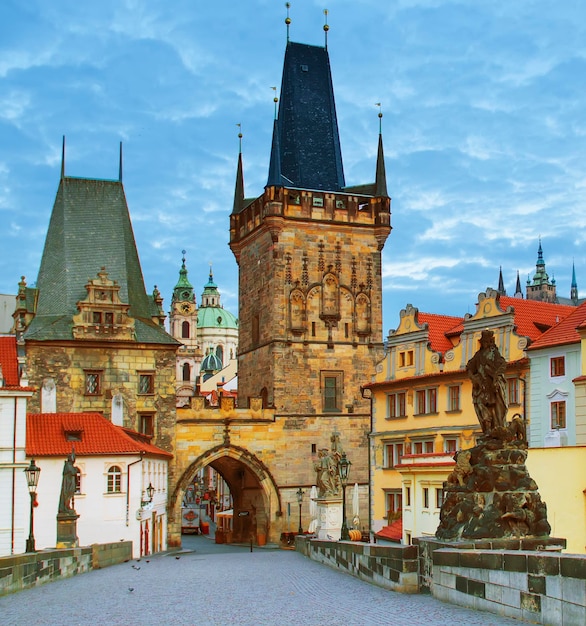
[169,445,282,547]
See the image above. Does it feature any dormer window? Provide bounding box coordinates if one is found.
[65,430,82,442]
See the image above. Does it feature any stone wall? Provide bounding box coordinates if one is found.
[296,537,419,593]
[0,542,131,596]
[432,548,586,624]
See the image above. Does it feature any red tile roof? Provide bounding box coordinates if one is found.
[498,296,575,342]
[418,313,463,353]
[375,518,402,542]
[528,301,586,350]
[0,336,20,387]
[26,412,173,458]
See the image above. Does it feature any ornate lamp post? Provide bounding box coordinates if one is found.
[338,452,351,540]
[296,487,304,535]
[141,482,155,507]
[24,459,41,553]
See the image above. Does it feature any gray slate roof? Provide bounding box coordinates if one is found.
[25,176,177,345]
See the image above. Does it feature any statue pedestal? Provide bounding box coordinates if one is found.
[316,497,343,541]
[56,513,80,548]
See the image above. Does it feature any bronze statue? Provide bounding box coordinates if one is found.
[466,329,508,434]
[58,451,80,515]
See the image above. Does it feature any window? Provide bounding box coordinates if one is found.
[75,471,82,494]
[551,357,565,377]
[423,487,429,509]
[107,466,122,493]
[411,439,435,455]
[448,386,460,412]
[387,392,407,419]
[139,414,154,436]
[443,437,458,453]
[321,371,343,412]
[383,442,404,468]
[415,387,437,415]
[399,350,414,367]
[92,311,102,324]
[312,196,324,207]
[182,321,190,338]
[385,490,402,521]
[507,378,520,405]
[85,371,102,395]
[216,345,224,365]
[405,486,411,507]
[435,487,444,509]
[182,363,191,382]
[551,401,566,429]
[138,373,154,395]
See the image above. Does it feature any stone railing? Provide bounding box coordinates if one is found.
[0,542,132,596]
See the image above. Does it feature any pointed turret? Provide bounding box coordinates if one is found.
[232,132,245,215]
[527,239,557,303]
[514,271,523,298]
[497,266,506,296]
[201,266,221,308]
[266,118,284,188]
[571,262,579,303]
[374,114,388,198]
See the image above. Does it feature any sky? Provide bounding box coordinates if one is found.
[1,0,585,335]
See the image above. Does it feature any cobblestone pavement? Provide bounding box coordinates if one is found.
[1,536,529,626]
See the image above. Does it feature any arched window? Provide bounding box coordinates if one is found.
[107,466,122,493]
[216,345,224,366]
[181,321,190,339]
[182,363,191,382]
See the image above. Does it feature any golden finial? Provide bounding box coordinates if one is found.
[323,9,329,49]
[285,3,291,42]
[375,103,383,133]
[236,123,243,152]
[271,86,278,119]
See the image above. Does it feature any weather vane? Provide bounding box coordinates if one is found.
[375,103,383,132]
[271,86,278,119]
[285,3,291,42]
[324,9,329,49]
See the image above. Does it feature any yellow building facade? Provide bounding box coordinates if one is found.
[366,290,574,543]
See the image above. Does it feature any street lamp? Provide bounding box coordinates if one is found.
[141,482,155,507]
[338,452,351,541]
[24,459,41,553]
[296,487,304,535]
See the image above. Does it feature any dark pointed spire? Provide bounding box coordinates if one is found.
[232,127,245,214]
[374,105,388,197]
[497,266,506,295]
[514,270,523,298]
[266,118,283,188]
[536,236,545,266]
[119,142,123,182]
[571,261,578,303]
[61,135,65,179]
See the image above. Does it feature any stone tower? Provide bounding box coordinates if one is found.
[229,40,391,421]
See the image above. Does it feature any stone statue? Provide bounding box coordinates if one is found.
[58,451,80,516]
[466,329,508,434]
[314,448,340,497]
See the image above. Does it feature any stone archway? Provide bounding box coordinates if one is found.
[168,445,282,548]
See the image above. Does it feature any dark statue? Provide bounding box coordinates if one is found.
[466,329,508,434]
[435,330,550,541]
[58,451,80,516]
[313,431,343,497]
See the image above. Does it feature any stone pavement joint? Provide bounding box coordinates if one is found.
[0,536,529,625]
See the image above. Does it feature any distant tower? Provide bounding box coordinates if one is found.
[526,239,557,303]
[169,252,201,406]
[197,266,238,373]
[514,270,523,298]
[571,261,579,304]
[497,267,506,296]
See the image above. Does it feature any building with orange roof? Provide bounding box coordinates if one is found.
[0,337,34,556]
[365,288,575,544]
[26,412,172,558]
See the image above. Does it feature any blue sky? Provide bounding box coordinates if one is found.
[1,0,585,335]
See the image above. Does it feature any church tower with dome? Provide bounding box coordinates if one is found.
[169,255,238,405]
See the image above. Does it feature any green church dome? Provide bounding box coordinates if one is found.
[197,306,238,330]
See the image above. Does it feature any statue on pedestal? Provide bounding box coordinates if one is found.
[58,451,80,516]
